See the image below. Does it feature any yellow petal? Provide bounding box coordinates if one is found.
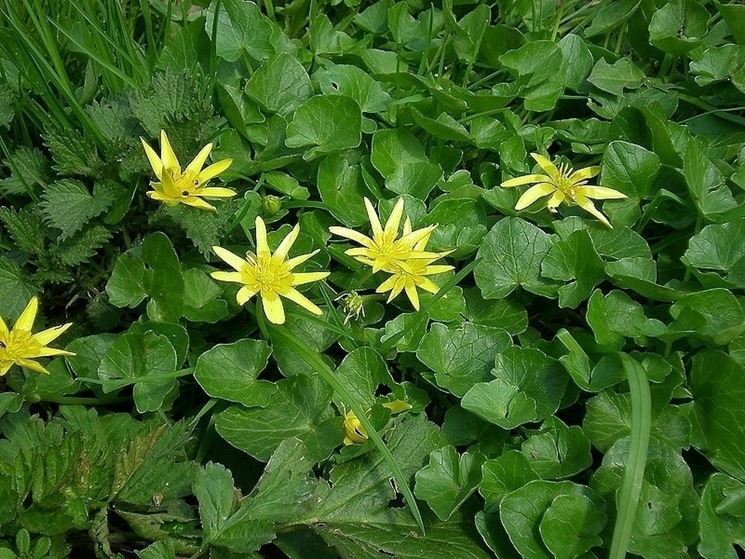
[274,224,300,260]
[364,197,383,236]
[385,276,407,302]
[382,400,412,414]
[159,130,180,171]
[403,218,412,236]
[210,271,244,283]
[577,185,627,200]
[384,197,405,237]
[17,358,49,375]
[418,277,440,294]
[35,347,75,358]
[405,284,420,310]
[423,264,454,275]
[255,217,269,256]
[400,225,437,247]
[329,226,374,248]
[197,187,236,198]
[575,195,612,228]
[182,197,217,212]
[515,183,556,210]
[185,143,213,177]
[140,137,163,179]
[569,166,600,183]
[286,250,320,270]
[282,288,323,315]
[376,275,398,293]
[262,293,286,324]
[236,286,258,306]
[501,173,550,187]
[292,271,330,286]
[547,190,566,210]
[0,316,8,336]
[530,153,561,181]
[15,297,38,331]
[198,159,232,183]
[413,229,433,252]
[0,361,12,376]
[32,323,72,346]
[212,246,247,272]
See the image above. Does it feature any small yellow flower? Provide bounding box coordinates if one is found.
[502,152,627,228]
[210,217,330,325]
[375,224,453,311]
[329,197,440,273]
[342,400,412,446]
[141,130,235,212]
[0,297,74,376]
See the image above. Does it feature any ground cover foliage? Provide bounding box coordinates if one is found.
[1,0,745,557]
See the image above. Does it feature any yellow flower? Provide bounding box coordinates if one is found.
[375,224,453,310]
[141,130,235,212]
[210,217,330,325]
[502,152,627,228]
[0,297,74,376]
[329,197,440,273]
[342,400,412,446]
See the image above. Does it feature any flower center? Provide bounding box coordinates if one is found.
[0,330,41,362]
[244,254,293,294]
[370,232,414,268]
[555,176,578,197]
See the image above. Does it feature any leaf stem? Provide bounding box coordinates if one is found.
[609,353,651,559]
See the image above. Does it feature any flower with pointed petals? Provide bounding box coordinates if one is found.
[329,197,441,273]
[0,297,74,376]
[210,217,330,325]
[141,130,235,212]
[342,400,412,446]
[374,224,453,310]
[502,152,627,228]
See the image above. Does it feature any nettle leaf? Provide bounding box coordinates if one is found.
[541,229,605,308]
[194,339,276,407]
[193,462,237,545]
[586,289,667,349]
[285,95,362,160]
[214,373,337,461]
[57,225,113,266]
[40,180,113,240]
[683,219,745,288]
[698,473,745,559]
[246,53,312,114]
[0,206,46,255]
[601,141,660,199]
[371,128,442,199]
[521,416,592,480]
[43,128,104,177]
[500,480,606,559]
[416,322,510,397]
[205,0,295,63]
[462,346,568,430]
[475,217,557,299]
[98,330,179,413]
[691,350,745,481]
[0,256,36,321]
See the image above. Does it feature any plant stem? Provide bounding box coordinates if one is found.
[609,353,652,559]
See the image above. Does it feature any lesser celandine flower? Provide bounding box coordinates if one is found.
[329,197,440,273]
[0,297,74,376]
[343,400,412,446]
[141,130,235,212]
[210,217,330,325]
[502,152,627,228]
[375,223,453,311]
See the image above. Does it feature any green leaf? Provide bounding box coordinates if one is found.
[541,230,605,308]
[586,290,667,349]
[683,140,738,219]
[691,350,745,481]
[539,493,607,559]
[500,480,605,559]
[601,141,660,198]
[462,346,568,429]
[315,64,391,114]
[587,58,644,96]
[0,256,36,321]
[182,268,228,323]
[521,416,592,479]
[106,251,146,309]
[39,179,112,240]
[480,451,539,513]
[414,446,485,521]
[475,217,556,299]
[214,374,334,461]
[683,219,745,287]
[98,330,179,413]
[193,462,237,545]
[142,232,185,323]
[370,128,442,199]
[246,53,312,114]
[194,339,276,407]
[667,289,745,345]
[0,206,46,255]
[698,473,745,559]
[649,0,708,55]
[285,95,362,160]
[205,0,295,63]
[334,347,394,408]
[416,322,510,397]
[585,0,642,37]
[317,153,368,227]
